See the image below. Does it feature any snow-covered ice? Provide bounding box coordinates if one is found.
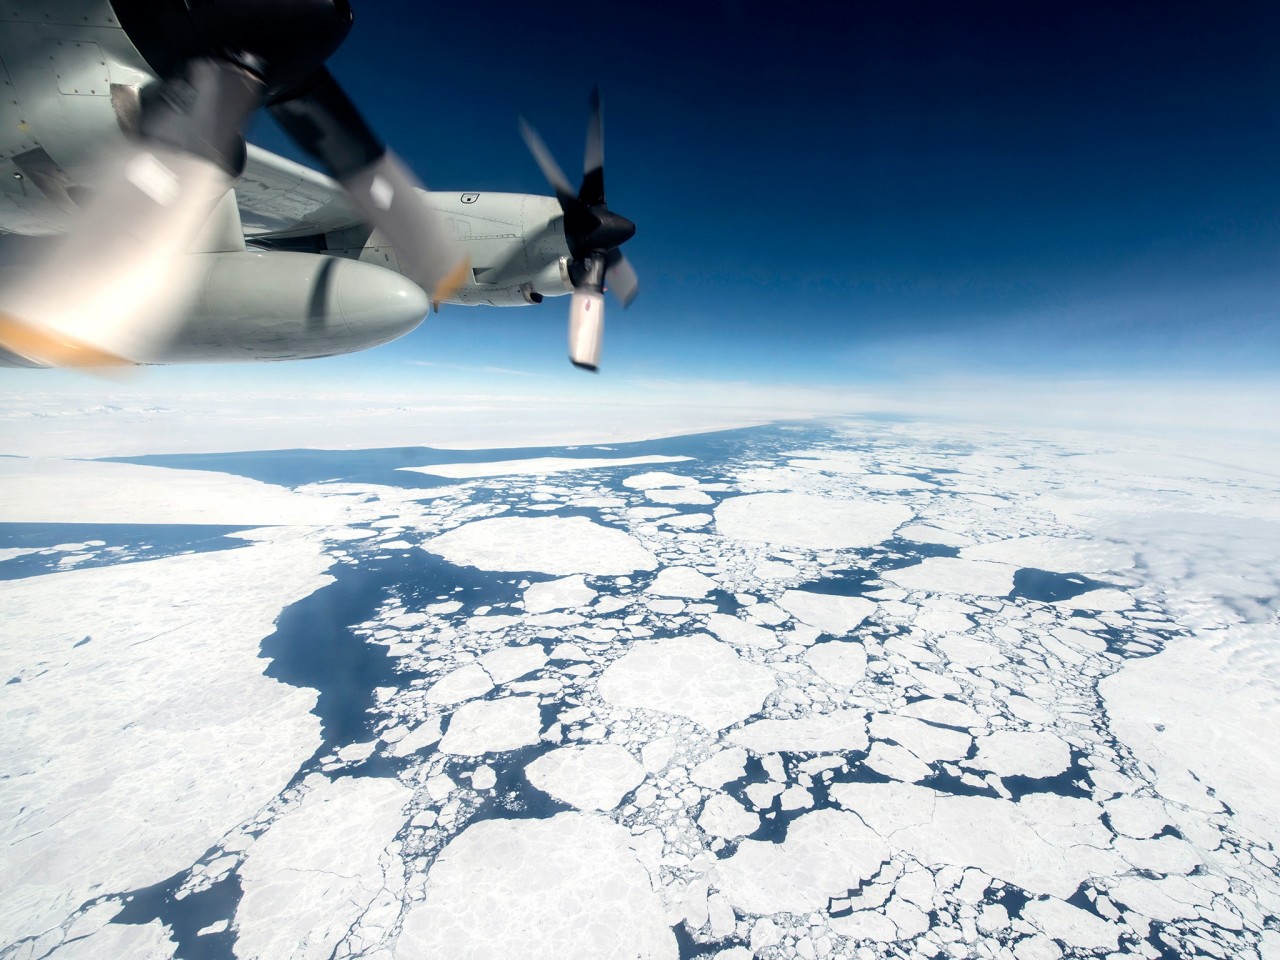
[716,808,890,913]
[777,589,875,634]
[714,492,911,548]
[883,556,1016,595]
[396,814,675,958]
[728,711,870,754]
[0,539,329,946]
[646,565,718,598]
[437,696,543,755]
[524,574,596,612]
[424,516,657,575]
[234,775,410,960]
[597,636,776,731]
[400,454,689,478]
[525,744,645,810]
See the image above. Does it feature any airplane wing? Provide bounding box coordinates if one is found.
[235,144,363,240]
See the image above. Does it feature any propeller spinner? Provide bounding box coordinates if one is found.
[520,86,638,372]
[0,0,467,368]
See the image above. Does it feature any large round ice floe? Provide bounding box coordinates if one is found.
[525,744,645,811]
[596,635,776,732]
[423,516,656,575]
[396,813,676,959]
[714,493,910,549]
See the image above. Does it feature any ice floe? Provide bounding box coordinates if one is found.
[0,457,343,525]
[0,540,329,946]
[715,492,911,548]
[234,775,410,960]
[777,588,875,634]
[424,516,657,575]
[969,730,1072,779]
[697,793,759,839]
[728,710,870,754]
[883,556,1016,596]
[400,454,689,478]
[646,565,718,597]
[624,471,698,489]
[523,574,596,612]
[830,781,1123,898]
[804,640,868,686]
[423,663,494,704]
[437,696,543,755]
[396,813,675,958]
[597,635,776,731]
[705,612,780,649]
[525,744,645,810]
[716,809,890,913]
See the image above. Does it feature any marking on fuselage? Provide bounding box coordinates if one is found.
[460,193,479,204]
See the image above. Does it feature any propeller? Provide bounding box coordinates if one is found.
[0,0,467,368]
[520,86,637,371]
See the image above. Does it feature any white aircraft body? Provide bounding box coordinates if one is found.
[0,0,636,370]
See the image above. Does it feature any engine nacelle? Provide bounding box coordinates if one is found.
[146,250,429,363]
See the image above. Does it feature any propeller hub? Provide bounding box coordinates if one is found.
[585,208,635,251]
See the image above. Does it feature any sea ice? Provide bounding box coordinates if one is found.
[424,516,657,575]
[525,744,645,810]
[1104,796,1173,839]
[479,644,547,684]
[727,710,869,754]
[522,576,596,611]
[960,535,1130,575]
[714,493,911,549]
[647,488,714,505]
[869,714,971,763]
[716,809,890,913]
[0,457,341,525]
[399,455,688,478]
[1102,624,1280,846]
[778,589,875,635]
[0,540,329,946]
[1022,896,1120,951]
[1055,587,1133,611]
[646,566,718,598]
[396,813,675,958]
[705,612,779,648]
[437,696,543,755]
[690,747,749,788]
[234,775,410,960]
[698,794,759,839]
[596,635,776,731]
[883,557,1016,596]
[624,471,698,489]
[969,730,1072,779]
[804,640,868,686]
[830,781,1123,898]
[46,920,176,959]
[897,697,984,728]
[864,742,932,782]
[423,663,494,705]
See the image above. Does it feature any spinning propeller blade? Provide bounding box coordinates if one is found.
[0,0,466,368]
[520,86,638,371]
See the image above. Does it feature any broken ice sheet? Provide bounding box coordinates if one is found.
[7,418,1280,960]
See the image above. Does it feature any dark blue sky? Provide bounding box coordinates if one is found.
[251,1,1279,387]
